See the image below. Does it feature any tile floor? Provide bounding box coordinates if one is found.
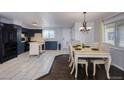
[0,50,68,80]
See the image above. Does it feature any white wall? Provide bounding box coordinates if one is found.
[43,28,62,42]
[71,22,95,45]
[43,27,71,49]
[61,28,71,49]
[94,20,101,43]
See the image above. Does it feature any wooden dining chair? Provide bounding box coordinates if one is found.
[92,59,108,76]
[69,45,88,78]
[68,44,73,68]
[69,44,75,74]
[74,57,88,78]
[91,43,111,76]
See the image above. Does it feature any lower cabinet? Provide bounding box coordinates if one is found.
[45,41,58,50]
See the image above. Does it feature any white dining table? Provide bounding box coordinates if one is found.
[73,48,111,79]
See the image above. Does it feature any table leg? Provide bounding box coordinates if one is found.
[105,56,111,79]
[75,62,78,78]
[93,63,96,76]
[75,57,78,78]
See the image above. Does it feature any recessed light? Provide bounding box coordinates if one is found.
[32,22,37,26]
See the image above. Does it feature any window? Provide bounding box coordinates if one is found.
[118,23,124,47]
[104,24,115,45]
[43,30,55,39]
[104,21,124,48]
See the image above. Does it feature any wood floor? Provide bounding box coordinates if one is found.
[37,55,124,80]
[0,51,67,80]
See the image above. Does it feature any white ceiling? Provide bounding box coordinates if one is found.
[0,12,118,29]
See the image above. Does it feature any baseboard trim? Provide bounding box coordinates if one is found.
[112,64,124,71]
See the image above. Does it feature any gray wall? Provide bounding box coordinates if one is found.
[111,47,124,71]
[103,43,124,71]
[103,13,124,71]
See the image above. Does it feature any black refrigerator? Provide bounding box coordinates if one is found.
[0,22,17,63]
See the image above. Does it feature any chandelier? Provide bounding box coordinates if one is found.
[79,12,92,32]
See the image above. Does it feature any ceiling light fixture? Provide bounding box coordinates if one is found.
[79,12,92,32]
[32,22,37,26]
